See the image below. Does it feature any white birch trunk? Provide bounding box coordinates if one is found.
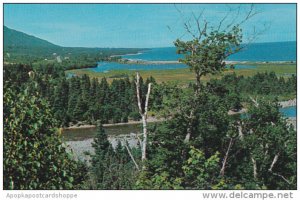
[220,138,233,177]
[251,156,258,179]
[141,115,147,161]
[135,72,152,166]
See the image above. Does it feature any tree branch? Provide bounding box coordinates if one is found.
[217,7,232,31]
[220,138,234,177]
[123,138,140,171]
[249,96,259,107]
[268,153,280,172]
[270,171,292,185]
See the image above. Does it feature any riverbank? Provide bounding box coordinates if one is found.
[63,98,296,131]
[287,117,296,128]
[279,98,296,108]
[65,113,296,161]
[63,117,164,130]
[65,133,140,161]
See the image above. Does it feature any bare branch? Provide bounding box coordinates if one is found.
[184,22,197,39]
[250,96,259,107]
[123,138,140,171]
[220,138,234,177]
[192,10,205,39]
[224,5,241,31]
[238,4,258,26]
[270,172,292,185]
[167,25,173,33]
[199,21,208,41]
[217,7,232,31]
[268,153,280,172]
[174,3,184,19]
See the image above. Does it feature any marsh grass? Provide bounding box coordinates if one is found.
[66,63,296,84]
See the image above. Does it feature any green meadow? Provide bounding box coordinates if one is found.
[66,62,296,84]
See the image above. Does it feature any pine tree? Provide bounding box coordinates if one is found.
[53,79,69,126]
[67,77,81,121]
[90,123,114,189]
[73,97,88,122]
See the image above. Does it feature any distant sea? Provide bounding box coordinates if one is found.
[123,41,296,62]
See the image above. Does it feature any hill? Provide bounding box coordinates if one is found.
[3,26,144,66]
[4,26,59,49]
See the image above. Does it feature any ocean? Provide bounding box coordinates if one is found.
[122,41,296,62]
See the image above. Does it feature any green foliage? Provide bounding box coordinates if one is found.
[182,147,220,189]
[89,124,139,189]
[137,80,296,190]
[241,100,296,189]
[90,123,114,189]
[217,72,296,98]
[135,171,183,190]
[129,111,142,121]
[174,26,242,80]
[4,64,156,126]
[3,87,86,189]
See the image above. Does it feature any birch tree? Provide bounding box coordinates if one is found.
[135,72,152,164]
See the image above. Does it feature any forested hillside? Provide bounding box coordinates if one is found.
[4,26,144,67]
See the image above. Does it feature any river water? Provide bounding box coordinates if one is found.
[64,106,296,161]
[63,106,296,142]
[280,106,296,118]
[62,124,141,141]
[63,123,144,161]
[85,61,256,73]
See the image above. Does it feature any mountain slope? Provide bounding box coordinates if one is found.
[3,26,144,65]
[4,26,60,49]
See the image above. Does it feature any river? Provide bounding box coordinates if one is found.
[63,105,296,161]
[63,123,146,161]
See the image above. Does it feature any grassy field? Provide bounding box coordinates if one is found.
[66,62,296,84]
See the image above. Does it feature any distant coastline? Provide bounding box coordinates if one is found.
[119,41,296,63]
[116,59,295,65]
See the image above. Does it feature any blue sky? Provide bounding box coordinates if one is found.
[4,4,296,48]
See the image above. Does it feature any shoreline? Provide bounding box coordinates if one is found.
[279,98,296,108]
[119,59,295,65]
[63,117,165,130]
[63,99,296,131]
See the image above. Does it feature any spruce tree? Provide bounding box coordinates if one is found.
[90,123,113,189]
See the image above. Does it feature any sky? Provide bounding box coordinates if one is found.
[4,4,296,48]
